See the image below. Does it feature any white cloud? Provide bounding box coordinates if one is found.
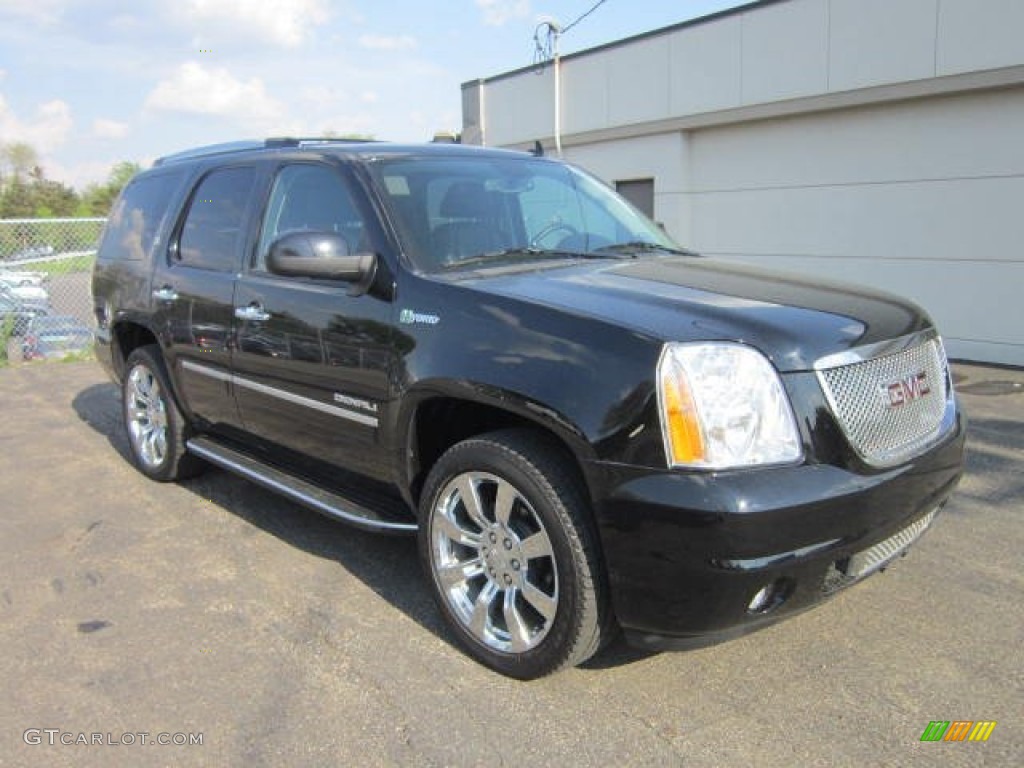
[0,0,67,25]
[183,0,328,47]
[145,61,283,125]
[45,157,115,190]
[0,93,74,152]
[300,85,336,104]
[358,34,417,52]
[92,118,129,139]
[475,0,530,26]
[314,112,376,137]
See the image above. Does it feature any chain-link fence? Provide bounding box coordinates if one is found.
[1,217,107,366]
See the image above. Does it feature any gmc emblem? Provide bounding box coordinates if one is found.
[884,371,930,407]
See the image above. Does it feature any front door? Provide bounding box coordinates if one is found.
[232,161,396,482]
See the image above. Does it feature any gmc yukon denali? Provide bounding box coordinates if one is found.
[92,138,965,679]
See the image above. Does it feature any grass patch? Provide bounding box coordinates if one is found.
[58,348,97,363]
[0,316,15,367]
[24,252,97,277]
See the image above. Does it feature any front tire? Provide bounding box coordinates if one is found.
[122,345,203,482]
[419,429,609,679]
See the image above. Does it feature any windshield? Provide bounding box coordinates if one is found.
[369,155,685,272]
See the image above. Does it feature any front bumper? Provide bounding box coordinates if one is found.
[591,412,966,650]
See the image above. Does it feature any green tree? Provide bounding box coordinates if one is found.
[33,179,79,217]
[321,131,376,141]
[0,174,78,218]
[0,177,35,217]
[0,142,143,220]
[78,161,141,216]
[0,141,40,182]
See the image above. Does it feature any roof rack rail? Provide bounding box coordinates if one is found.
[153,140,264,166]
[264,136,379,148]
[154,136,379,166]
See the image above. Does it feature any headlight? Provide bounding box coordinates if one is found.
[657,342,802,469]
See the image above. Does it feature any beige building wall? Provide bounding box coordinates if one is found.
[464,0,1024,365]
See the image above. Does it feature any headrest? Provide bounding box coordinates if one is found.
[439,181,491,219]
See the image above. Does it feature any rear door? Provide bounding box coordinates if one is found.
[153,164,265,432]
[232,160,396,482]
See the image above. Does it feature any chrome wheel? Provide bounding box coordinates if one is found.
[430,471,558,654]
[126,363,169,469]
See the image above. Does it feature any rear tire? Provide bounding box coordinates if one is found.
[419,429,609,679]
[122,345,203,482]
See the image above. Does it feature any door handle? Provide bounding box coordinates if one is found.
[235,304,271,322]
[152,286,179,302]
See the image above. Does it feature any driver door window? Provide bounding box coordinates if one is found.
[257,164,367,270]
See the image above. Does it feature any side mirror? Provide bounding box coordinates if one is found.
[267,232,377,295]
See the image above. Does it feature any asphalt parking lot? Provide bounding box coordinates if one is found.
[0,360,1020,767]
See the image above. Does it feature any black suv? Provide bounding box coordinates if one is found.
[92,138,965,679]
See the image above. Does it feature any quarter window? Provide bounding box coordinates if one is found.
[178,167,259,272]
[101,171,183,261]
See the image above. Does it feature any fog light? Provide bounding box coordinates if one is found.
[747,579,790,614]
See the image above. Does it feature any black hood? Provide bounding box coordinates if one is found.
[462,256,931,372]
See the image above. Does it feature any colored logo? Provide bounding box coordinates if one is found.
[920,721,996,742]
[399,308,440,326]
[884,370,930,407]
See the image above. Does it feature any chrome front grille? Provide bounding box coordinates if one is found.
[816,332,951,467]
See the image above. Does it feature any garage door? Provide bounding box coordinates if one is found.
[687,87,1024,366]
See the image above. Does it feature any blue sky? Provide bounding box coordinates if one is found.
[0,0,750,189]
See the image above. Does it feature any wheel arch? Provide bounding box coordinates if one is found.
[109,318,160,382]
[109,320,192,425]
[400,387,598,516]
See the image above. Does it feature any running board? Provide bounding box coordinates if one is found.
[186,437,417,534]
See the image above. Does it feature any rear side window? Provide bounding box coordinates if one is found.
[177,167,260,272]
[99,172,183,261]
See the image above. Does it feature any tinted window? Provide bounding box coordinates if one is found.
[256,164,370,269]
[372,157,678,272]
[100,171,183,261]
[178,167,259,272]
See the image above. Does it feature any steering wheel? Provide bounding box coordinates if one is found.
[530,221,580,249]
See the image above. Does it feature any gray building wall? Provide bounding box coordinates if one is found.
[463,0,1024,366]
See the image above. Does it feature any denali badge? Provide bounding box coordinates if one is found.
[884,371,930,407]
[333,393,379,413]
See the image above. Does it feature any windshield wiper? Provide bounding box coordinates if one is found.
[594,241,697,257]
[440,247,622,271]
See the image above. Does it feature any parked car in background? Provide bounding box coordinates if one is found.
[21,315,94,361]
[0,294,48,336]
[0,286,49,313]
[7,245,56,261]
[0,280,48,303]
[0,270,48,288]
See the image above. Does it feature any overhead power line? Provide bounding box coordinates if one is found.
[533,0,610,68]
[530,1,611,157]
[562,0,608,35]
